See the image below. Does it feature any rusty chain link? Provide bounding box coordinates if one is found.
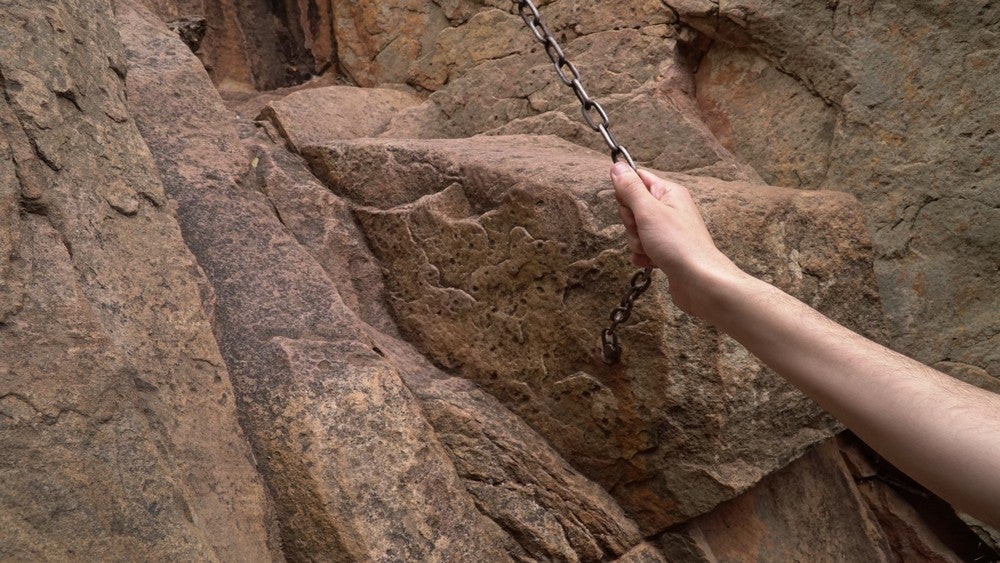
[512,0,653,364]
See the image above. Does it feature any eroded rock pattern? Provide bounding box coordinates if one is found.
[299,135,882,531]
[173,0,997,391]
[0,0,273,559]
[670,0,1000,391]
[118,2,656,560]
[1,0,995,560]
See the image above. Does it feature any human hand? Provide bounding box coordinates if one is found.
[610,162,745,318]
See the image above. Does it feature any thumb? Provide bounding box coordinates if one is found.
[611,162,654,210]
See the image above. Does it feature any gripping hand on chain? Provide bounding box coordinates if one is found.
[610,162,745,321]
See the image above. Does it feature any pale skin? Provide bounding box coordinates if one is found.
[610,162,1000,528]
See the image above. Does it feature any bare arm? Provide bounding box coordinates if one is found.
[611,162,1000,527]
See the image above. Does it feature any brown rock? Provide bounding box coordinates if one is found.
[362,2,760,181]
[661,440,895,562]
[382,336,653,562]
[258,85,422,150]
[220,73,339,120]
[613,542,670,562]
[302,134,886,532]
[0,211,213,561]
[121,3,656,560]
[143,0,324,90]
[332,0,452,88]
[246,127,657,560]
[671,0,1000,382]
[838,434,997,562]
[0,0,273,559]
[118,4,509,559]
[6,0,986,559]
[695,44,836,189]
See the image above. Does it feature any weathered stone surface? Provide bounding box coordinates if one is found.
[837,434,997,562]
[259,85,422,150]
[6,0,986,558]
[655,433,996,562]
[660,440,896,562]
[121,3,657,560]
[119,5,505,559]
[144,0,318,90]
[0,0,273,559]
[219,73,341,122]
[242,124,658,560]
[302,134,885,532]
[375,4,760,182]
[331,0,452,88]
[671,0,1000,383]
[695,44,836,189]
[381,335,654,562]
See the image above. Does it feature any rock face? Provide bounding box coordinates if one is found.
[658,439,896,562]
[176,0,998,389]
[0,0,273,559]
[670,0,1000,384]
[2,0,995,560]
[299,134,882,531]
[118,3,656,560]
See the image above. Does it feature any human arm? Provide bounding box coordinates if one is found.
[610,162,1000,527]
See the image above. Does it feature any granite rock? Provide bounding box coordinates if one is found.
[302,134,885,532]
[0,0,273,559]
[120,3,657,559]
[670,0,1000,383]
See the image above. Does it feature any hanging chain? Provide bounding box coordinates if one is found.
[511,0,653,364]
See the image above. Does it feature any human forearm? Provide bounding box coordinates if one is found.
[609,163,1000,524]
[705,270,1000,526]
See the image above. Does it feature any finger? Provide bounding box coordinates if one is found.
[632,252,654,268]
[618,203,638,233]
[611,162,655,209]
[626,229,645,256]
[637,169,680,201]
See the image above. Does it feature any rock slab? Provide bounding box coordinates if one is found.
[302,134,886,531]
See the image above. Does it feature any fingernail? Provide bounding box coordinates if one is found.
[612,162,630,178]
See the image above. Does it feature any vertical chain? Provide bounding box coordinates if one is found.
[511,0,653,364]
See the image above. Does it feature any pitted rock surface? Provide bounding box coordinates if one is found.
[302,135,885,530]
[669,0,1000,384]
[0,0,273,559]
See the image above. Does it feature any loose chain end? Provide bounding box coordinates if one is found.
[601,329,621,365]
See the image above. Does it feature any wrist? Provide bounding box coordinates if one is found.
[685,256,761,327]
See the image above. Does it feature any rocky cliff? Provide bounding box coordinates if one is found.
[0,0,996,561]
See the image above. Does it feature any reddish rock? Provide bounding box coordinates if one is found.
[258,85,422,150]
[143,0,324,90]
[663,440,895,562]
[671,0,1000,384]
[4,0,988,559]
[302,135,886,532]
[120,3,657,560]
[0,0,273,559]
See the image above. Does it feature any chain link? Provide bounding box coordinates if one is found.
[512,0,651,364]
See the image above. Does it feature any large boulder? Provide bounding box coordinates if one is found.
[301,134,886,531]
[142,0,318,90]
[378,3,760,182]
[658,440,895,562]
[3,0,985,559]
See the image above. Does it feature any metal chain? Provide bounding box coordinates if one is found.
[511,0,653,364]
